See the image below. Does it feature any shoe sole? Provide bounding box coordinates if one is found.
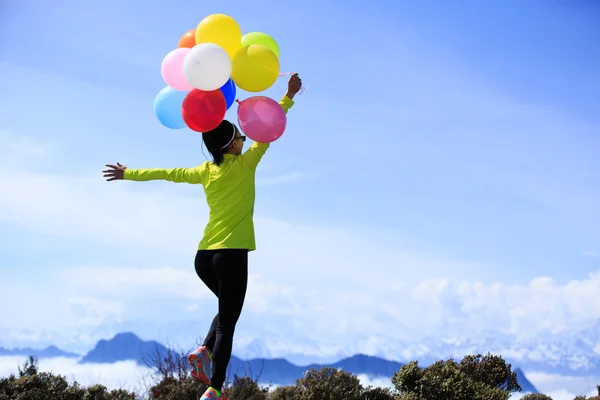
[188,352,210,385]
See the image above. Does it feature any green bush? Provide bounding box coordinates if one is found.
[392,353,522,400]
[361,386,395,400]
[224,376,268,400]
[295,366,363,400]
[148,376,203,400]
[521,394,553,400]
[0,356,137,400]
[268,384,302,400]
[2,352,598,400]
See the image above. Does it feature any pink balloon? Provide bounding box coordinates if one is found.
[237,96,287,143]
[160,48,193,91]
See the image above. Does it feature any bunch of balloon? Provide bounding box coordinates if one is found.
[154,14,239,132]
[152,13,290,143]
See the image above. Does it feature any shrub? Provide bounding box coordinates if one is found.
[3,350,599,400]
[225,376,268,400]
[148,376,203,400]
[0,356,137,400]
[521,394,553,400]
[295,367,363,400]
[459,353,521,392]
[361,386,396,400]
[268,385,302,400]
[392,353,522,400]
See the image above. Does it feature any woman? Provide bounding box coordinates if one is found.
[103,73,302,400]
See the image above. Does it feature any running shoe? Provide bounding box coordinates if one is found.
[200,386,225,400]
[188,345,211,385]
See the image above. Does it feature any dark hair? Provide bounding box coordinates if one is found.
[202,120,237,166]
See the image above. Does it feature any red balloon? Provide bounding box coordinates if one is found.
[182,89,227,132]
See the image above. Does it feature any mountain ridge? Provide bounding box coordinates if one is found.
[76,332,539,393]
[6,319,599,377]
[0,345,79,359]
[0,331,540,393]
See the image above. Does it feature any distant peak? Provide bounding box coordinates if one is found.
[111,332,141,341]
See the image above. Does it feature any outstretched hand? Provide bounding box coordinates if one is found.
[103,163,127,181]
[286,73,302,99]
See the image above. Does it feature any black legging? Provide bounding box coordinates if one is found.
[195,249,248,392]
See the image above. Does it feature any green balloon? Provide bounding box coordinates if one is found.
[241,32,280,58]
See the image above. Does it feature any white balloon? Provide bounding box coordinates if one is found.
[182,43,232,91]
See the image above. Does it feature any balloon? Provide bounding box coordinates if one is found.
[241,32,280,58]
[153,86,189,129]
[231,44,280,93]
[183,43,232,91]
[182,89,227,132]
[178,29,196,48]
[195,14,242,59]
[237,96,287,143]
[160,48,194,91]
[219,78,236,110]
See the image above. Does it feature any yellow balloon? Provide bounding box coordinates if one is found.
[195,14,242,59]
[231,44,280,93]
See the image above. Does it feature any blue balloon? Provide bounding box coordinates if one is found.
[219,78,236,110]
[153,86,189,129]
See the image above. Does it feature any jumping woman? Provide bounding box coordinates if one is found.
[103,73,303,400]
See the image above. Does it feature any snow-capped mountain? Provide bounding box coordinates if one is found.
[2,319,599,378]
[232,324,600,376]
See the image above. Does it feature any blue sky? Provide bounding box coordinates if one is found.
[2,0,599,282]
[1,0,600,393]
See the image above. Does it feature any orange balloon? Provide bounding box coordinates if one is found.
[178,29,196,48]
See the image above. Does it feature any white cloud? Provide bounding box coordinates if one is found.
[356,374,394,390]
[3,255,600,370]
[523,371,600,398]
[60,266,210,300]
[411,273,600,337]
[0,167,202,251]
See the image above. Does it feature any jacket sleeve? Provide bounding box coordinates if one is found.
[239,95,295,170]
[123,164,206,184]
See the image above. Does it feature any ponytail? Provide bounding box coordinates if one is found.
[210,149,225,166]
